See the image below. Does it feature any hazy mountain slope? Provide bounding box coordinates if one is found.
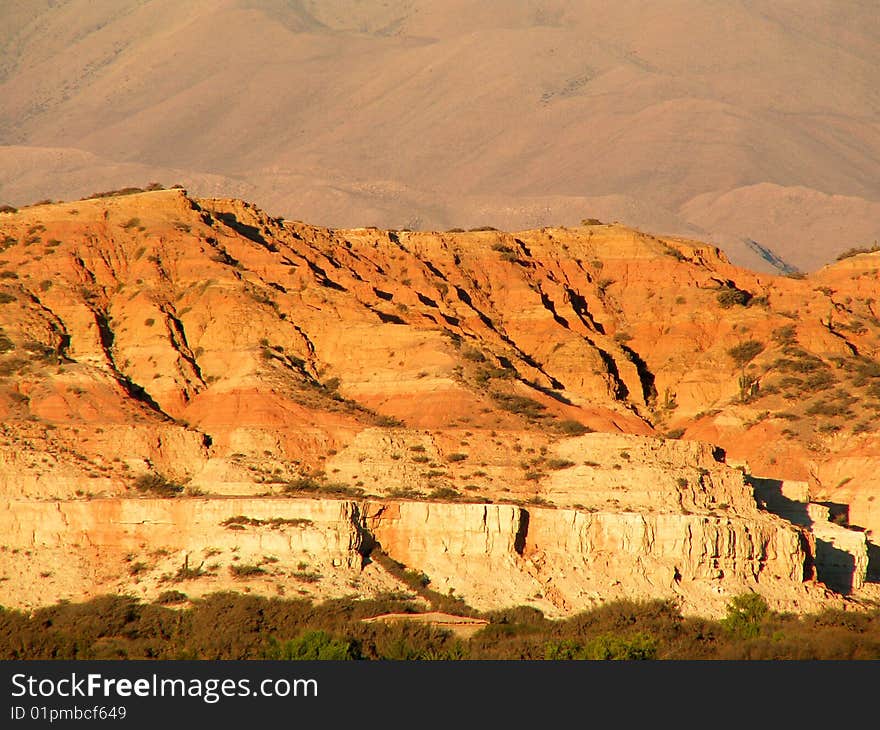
[1,0,878,270]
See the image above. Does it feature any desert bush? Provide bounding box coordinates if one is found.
[555,419,592,436]
[155,590,188,605]
[772,325,797,345]
[545,633,657,660]
[6,592,880,660]
[282,477,322,493]
[293,571,322,583]
[133,473,184,496]
[727,340,764,368]
[716,286,751,308]
[805,400,850,417]
[429,486,461,500]
[836,244,880,261]
[0,357,27,375]
[492,392,546,418]
[263,631,359,660]
[229,564,266,579]
[86,187,150,199]
[803,371,835,392]
[546,458,575,470]
[460,346,486,362]
[474,365,513,385]
[721,593,769,639]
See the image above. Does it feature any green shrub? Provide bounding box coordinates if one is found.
[545,633,657,660]
[721,592,769,639]
[264,631,360,660]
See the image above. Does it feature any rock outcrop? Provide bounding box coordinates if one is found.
[0,489,842,617]
[1,189,879,616]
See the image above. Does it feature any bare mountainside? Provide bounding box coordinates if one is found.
[1,0,878,272]
[1,188,880,617]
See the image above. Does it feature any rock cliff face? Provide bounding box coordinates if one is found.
[0,189,878,616]
[751,476,869,594]
[365,500,830,617]
[0,485,842,618]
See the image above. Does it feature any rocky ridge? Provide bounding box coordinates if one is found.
[0,189,878,616]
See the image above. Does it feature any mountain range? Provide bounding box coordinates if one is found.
[1,0,878,272]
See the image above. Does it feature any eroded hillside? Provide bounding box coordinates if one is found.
[0,189,878,616]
